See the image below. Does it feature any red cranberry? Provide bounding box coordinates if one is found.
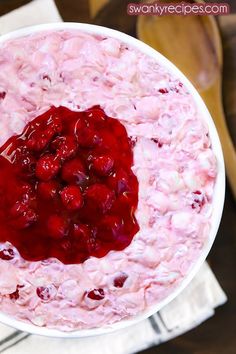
[51,136,64,151]
[112,122,127,138]
[12,208,38,229]
[37,181,59,200]
[27,115,62,152]
[61,158,87,185]
[85,106,106,123]
[72,224,91,260]
[18,183,33,195]
[92,155,114,176]
[87,288,105,300]
[151,138,162,148]
[42,74,51,82]
[10,197,37,229]
[0,91,6,100]
[27,136,49,152]
[171,86,180,93]
[158,88,168,94]
[47,215,68,239]
[80,129,101,147]
[9,289,19,300]
[18,154,36,176]
[113,273,128,288]
[36,286,49,301]
[36,285,56,302]
[193,190,201,195]
[0,248,15,260]
[52,135,78,160]
[48,115,62,134]
[76,120,101,148]
[191,190,205,211]
[129,136,137,148]
[98,215,123,241]
[73,224,90,241]
[99,131,118,150]
[86,228,102,254]
[108,169,131,194]
[60,238,72,252]
[27,130,54,152]
[60,185,83,211]
[85,184,115,214]
[9,285,23,300]
[36,154,60,181]
[10,200,29,219]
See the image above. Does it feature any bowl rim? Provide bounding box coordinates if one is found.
[0,22,225,338]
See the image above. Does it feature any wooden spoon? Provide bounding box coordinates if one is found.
[137,0,236,198]
[93,0,138,36]
[89,0,109,18]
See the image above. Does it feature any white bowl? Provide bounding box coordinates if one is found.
[0,22,225,337]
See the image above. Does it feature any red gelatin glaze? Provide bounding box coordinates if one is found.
[0,106,139,264]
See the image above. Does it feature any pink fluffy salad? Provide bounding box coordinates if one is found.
[0,30,217,331]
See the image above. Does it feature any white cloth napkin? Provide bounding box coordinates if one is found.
[0,263,227,354]
[0,1,227,353]
[0,0,61,35]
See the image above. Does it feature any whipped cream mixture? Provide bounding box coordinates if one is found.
[0,30,217,330]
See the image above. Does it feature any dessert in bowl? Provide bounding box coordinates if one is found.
[0,23,224,337]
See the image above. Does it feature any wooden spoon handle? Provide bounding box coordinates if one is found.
[220,128,236,197]
[216,113,236,198]
[201,82,236,198]
[89,0,109,18]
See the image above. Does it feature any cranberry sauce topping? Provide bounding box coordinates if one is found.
[87,288,105,300]
[0,106,139,264]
